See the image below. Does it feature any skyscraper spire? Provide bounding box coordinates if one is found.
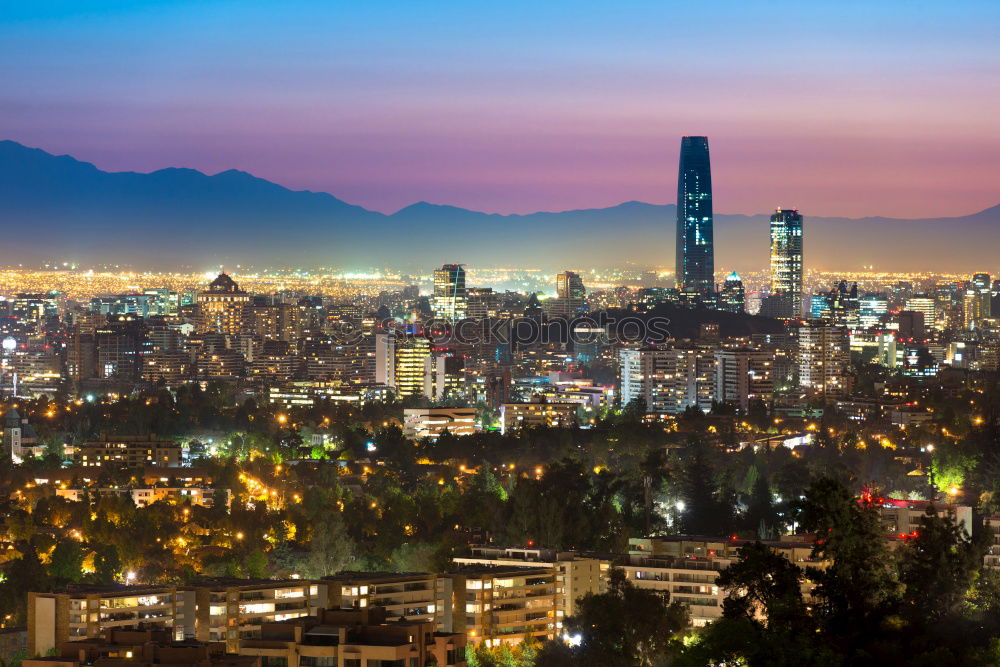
[675,136,714,296]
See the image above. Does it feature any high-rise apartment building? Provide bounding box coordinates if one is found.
[798,323,850,400]
[714,347,775,411]
[769,208,803,319]
[619,345,717,414]
[675,136,714,296]
[433,264,467,321]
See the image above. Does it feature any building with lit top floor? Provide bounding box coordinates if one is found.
[452,546,610,622]
[28,580,326,656]
[237,607,466,667]
[323,572,455,632]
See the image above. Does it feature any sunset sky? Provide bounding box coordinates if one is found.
[2,0,997,218]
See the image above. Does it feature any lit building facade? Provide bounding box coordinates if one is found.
[197,273,250,336]
[798,323,850,400]
[675,136,714,296]
[768,208,804,318]
[718,272,745,314]
[433,264,468,321]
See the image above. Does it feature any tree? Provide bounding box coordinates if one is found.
[897,507,979,622]
[676,542,835,667]
[304,511,354,578]
[717,541,807,626]
[798,478,900,640]
[49,541,86,583]
[546,568,688,667]
[679,441,733,536]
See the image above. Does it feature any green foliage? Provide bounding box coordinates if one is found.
[897,507,979,621]
[929,448,976,493]
[49,541,85,583]
[304,511,353,578]
[543,568,688,666]
[678,478,999,666]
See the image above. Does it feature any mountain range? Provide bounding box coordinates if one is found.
[1,139,998,273]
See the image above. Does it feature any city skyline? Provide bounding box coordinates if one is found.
[2,2,998,219]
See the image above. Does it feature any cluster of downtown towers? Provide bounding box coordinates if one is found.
[676,136,804,319]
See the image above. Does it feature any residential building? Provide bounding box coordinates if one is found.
[24,627,259,667]
[798,323,850,400]
[28,580,327,656]
[324,572,454,632]
[872,498,972,538]
[499,402,577,434]
[237,608,466,667]
[618,345,716,414]
[74,435,182,468]
[713,347,774,411]
[452,547,610,621]
[449,567,556,646]
[402,407,477,440]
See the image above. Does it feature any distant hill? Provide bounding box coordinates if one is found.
[1,139,998,272]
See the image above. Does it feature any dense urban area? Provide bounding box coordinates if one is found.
[0,249,999,666]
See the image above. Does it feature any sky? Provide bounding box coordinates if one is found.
[1,0,998,218]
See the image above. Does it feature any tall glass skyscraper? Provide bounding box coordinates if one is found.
[769,208,804,318]
[675,136,714,295]
[432,264,467,321]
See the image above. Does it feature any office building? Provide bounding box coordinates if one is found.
[433,265,467,321]
[198,274,250,336]
[545,271,587,319]
[675,136,714,296]
[904,296,936,330]
[718,272,745,314]
[768,208,804,318]
[374,333,432,398]
[965,273,992,329]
